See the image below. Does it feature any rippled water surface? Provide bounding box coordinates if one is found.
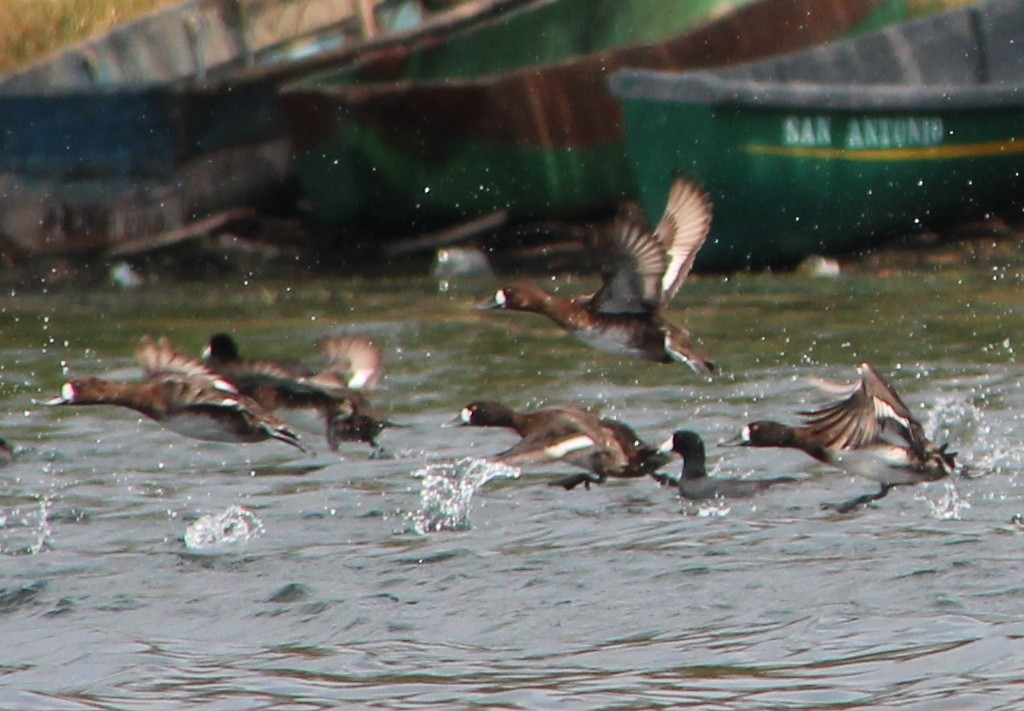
[3,262,1024,709]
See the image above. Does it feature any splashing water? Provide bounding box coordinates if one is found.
[695,500,732,518]
[926,396,984,447]
[410,457,520,534]
[921,480,970,521]
[924,397,1011,477]
[0,497,52,556]
[184,506,264,549]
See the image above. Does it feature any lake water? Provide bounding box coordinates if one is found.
[2,258,1024,709]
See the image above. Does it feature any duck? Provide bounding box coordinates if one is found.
[451,400,669,490]
[657,429,797,500]
[46,336,306,453]
[728,362,956,512]
[478,176,714,373]
[203,333,389,449]
[204,332,383,390]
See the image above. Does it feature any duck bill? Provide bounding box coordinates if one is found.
[441,414,468,429]
[40,395,69,406]
[657,435,675,454]
[476,289,507,311]
[719,433,749,447]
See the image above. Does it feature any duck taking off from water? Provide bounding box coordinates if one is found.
[46,336,306,453]
[451,401,669,491]
[479,176,714,373]
[728,362,956,513]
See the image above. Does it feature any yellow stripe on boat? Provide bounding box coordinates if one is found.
[745,139,1024,161]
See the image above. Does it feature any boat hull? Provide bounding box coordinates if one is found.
[283,0,915,233]
[0,0,500,255]
[611,0,1024,270]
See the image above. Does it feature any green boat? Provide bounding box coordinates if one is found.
[282,0,929,234]
[610,0,1020,271]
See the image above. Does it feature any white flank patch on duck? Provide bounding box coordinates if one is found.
[831,445,916,483]
[163,413,245,442]
[576,328,638,357]
[543,435,595,460]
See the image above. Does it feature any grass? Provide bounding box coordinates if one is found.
[0,0,989,77]
[0,0,177,74]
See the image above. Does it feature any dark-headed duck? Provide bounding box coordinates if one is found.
[479,176,714,373]
[204,334,390,449]
[728,363,956,512]
[47,336,306,453]
[658,429,797,500]
[452,400,669,490]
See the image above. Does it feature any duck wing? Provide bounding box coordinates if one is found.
[655,177,713,305]
[320,335,383,389]
[799,362,923,454]
[136,336,235,393]
[588,219,667,315]
[152,378,306,452]
[495,406,608,467]
[599,418,667,474]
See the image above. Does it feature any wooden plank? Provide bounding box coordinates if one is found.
[385,210,508,256]
[107,207,255,257]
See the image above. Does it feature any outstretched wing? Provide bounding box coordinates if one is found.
[588,219,667,315]
[321,335,383,389]
[800,362,924,454]
[136,336,235,393]
[655,177,713,305]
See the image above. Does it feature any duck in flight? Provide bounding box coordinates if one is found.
[46,336,306,453]
[479,176,714,373]
[204,333,390,449]
[728,363,956,512]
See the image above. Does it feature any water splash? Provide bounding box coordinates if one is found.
[695,500,732,518]
[410,457,520,534]
[925,396,984,448]
[0,497,52,556]
[921,480,970,521]
[184,505,264,549]
[924,397,1010,478]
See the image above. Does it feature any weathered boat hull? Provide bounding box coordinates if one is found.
[281,0,941,233]
[0,0,520,255]
[610,0,1024,271]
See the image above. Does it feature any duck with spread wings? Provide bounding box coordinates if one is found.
[729,362,956,512]
[479,176,714,374]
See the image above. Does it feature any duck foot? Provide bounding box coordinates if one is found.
[822,483,897,513]
[368,445,394,460]
[649,472,680,487]
[548,473,603,491]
